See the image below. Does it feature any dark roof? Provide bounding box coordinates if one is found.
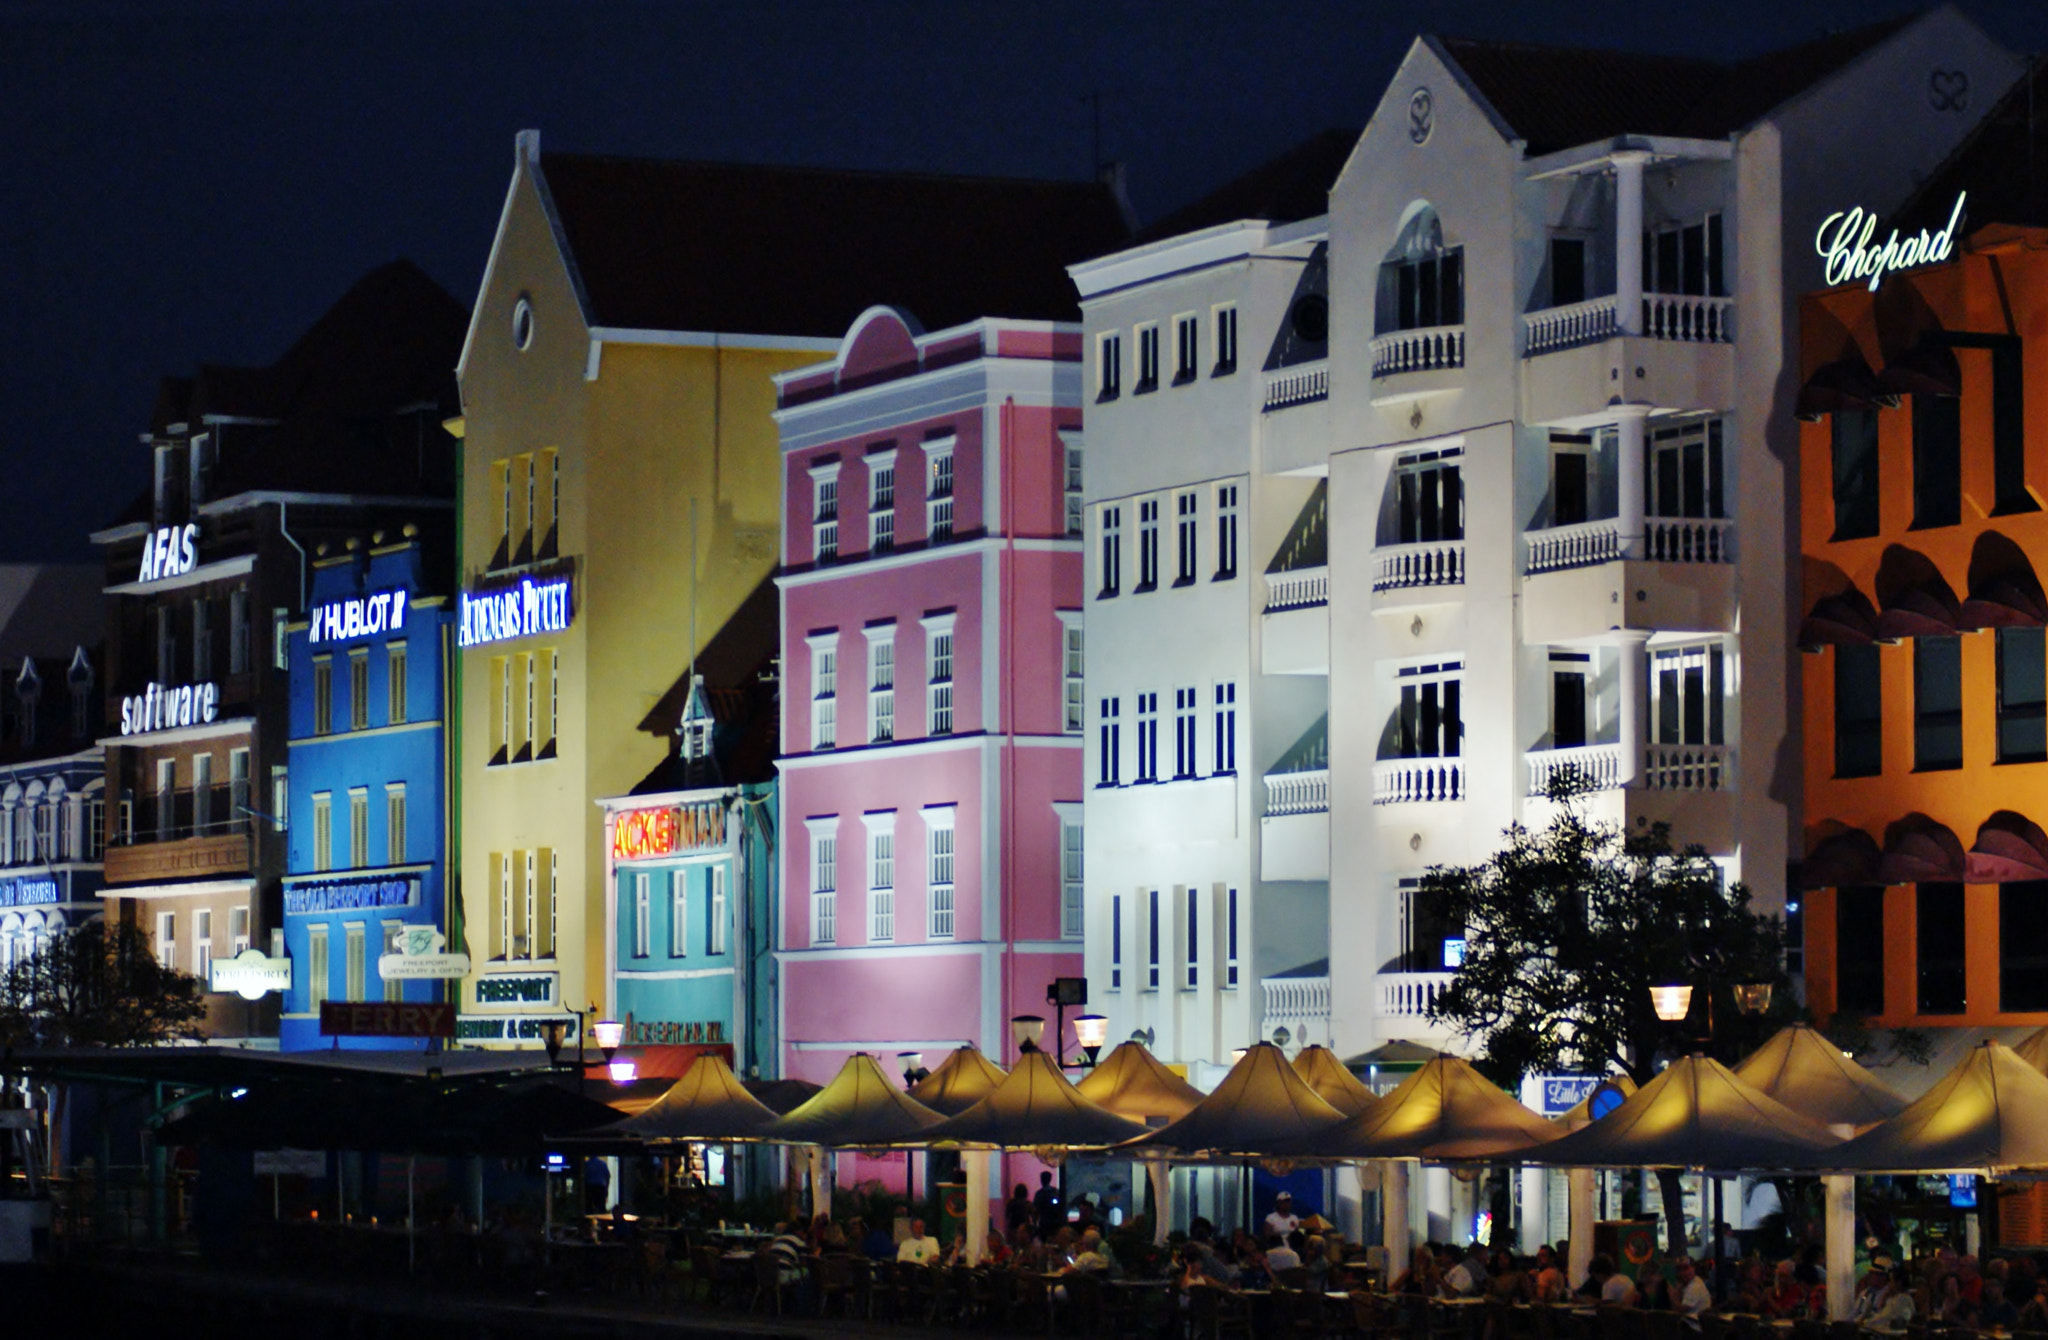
[1891,55,2048,233]
[1136,129,1357,243]
[630,577,779,794]
[1438,16,1916,156]
[538,153,1132,333]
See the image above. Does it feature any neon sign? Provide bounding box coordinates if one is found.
[457,574,572,647]
[118,681,219,734]
[310,588,408,645]
[612,801,726,861]
[136,524,199,583]
[1816,192,1966,291]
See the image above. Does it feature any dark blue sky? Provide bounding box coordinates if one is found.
[3,0,2042,560]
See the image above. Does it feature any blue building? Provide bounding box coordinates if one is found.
[280,530,453,1051]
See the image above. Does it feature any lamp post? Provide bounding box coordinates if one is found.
[1010,1015,1045,1056]
[539,1007,590,1097]
[592,1018,633,1083]
[899,1051,929,1212]
[1045,977,1087,1067]
[1073,1015,1108,1068]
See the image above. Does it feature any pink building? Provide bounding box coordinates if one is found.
[775,307,1087,1188]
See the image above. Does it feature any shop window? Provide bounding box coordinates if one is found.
[2000,881,2048,1012]
[1831,410,1879,541]
[1916,881,1966,1016]
[1833,644,1881,778]
[1914,635,1962,771]
[1912,394,1961,530]
[1835,886,1885,1016]
[1998,627,2047,763]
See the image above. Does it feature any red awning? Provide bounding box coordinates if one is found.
[1798,827,1882,890]
[582,1043,733,1082]
[1873,582,1961,640]
[1795,351,1892,421]
[1966,812,2048,883]
[1799,589,1879,649]
[1878,814,1968,886]
[1877,339,1962,400]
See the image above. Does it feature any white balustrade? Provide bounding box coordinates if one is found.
[1371,324,1465,377]
[1526,744,1623,796]
[1263,768,1329,817]
[1264,565,1329,611]
[1644,294,1734,344]
[1525,519,1620,574]
[1374,540,1465,592]
[1263,360,1330,411]
[1372,757,1464,805]
[1376,971,1455,1019]
[1262,975,1331,1035]
[1642,742,1730,792]
[1524,296,1619,355]
[1645,516,1733,564]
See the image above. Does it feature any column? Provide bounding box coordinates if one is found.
[965,1150,989,1264]
[1615,404,1650,558]
[1568,1168,1595,1287]
[1824,1173,1854,1320]
[1615,631,1650,787]
[1520,1165,1549,1255]
[1614,150,1651,337]
[1382,1160,1412,1284]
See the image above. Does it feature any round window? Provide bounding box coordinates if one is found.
[511,296,535,351]
[1290,294,1329,344]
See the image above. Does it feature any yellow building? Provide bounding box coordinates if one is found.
[453,132,1128,1047]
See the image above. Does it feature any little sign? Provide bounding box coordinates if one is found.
[309,588,409,646]
[211,947,292,1001]
[474,972,557,1006]
[253,1149,327,1178]
[457,573,573,648]
[320,1001,456,1038]
[119,680,220,735]
[1816,192,1967,291]
[377,925,471,980]
[136,524,199,584]
[455,1012,578,1043]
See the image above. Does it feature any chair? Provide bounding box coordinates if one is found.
[1189,1284,1254,1340]
[817,1253,858,1318]
[900,1261,940,1324]
[1062,1271,1107,1337]
[1645,1311,1684,1340]
[751,1252,794,1316]
[1014,1272,1057,1337]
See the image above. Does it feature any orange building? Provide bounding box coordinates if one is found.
[1798,208,2048,1030]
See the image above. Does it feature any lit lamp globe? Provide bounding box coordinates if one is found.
[592,1018,625,1061]
[1011,1014,1046,1055]
[1649,983,1695,1023]
[608,1058,638,1084]
[1073,1014,1109,1066]
[1732,982,1774,1016]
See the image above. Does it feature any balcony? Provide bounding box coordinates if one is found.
[116,786,247,847]
[1376,971,1454,1022]
[1522,516,1737,643]
[1264,768,1328,816]
[1264,567,1328,612]
[1372,757,1463,805]
[1526,744,1623,795]
[1526,519,1619,575]
[1646,516,1732,565]
[1263,967,1331,1050]
[1374,539,1465,593]
[1263,360,1329,412]
[1371,324,1465,378]
[1520,294,1736,427]
[1524,295,1732,357]
[1263,721,1330,880]
[1525,742,1733,795]
[1264,486,1330,675]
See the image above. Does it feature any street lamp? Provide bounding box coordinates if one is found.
[539,1007,589,1096]
[1650,983,1695,1023]
[1011,1015,1045,1056]
[1073,1015,1109,1067]
[898,1051,930,1089]
[1045,976,1087,1067]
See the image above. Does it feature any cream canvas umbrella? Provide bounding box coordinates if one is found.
[1529,1054,1843,1171]
[1075,1040,1205,1126]
[1732,1023,1908,1132]
[908,1045,1007,1117]
[1292,1045,1378,1117]
[2013,1025,2048,1075]
[761,1052,945,1147]
[1826,1041,2048,1174]
[916,1049,1149,1149]
[1124,1042,1346,1157]
[1274,1055,1557,1161]
[607,1051,782,1141]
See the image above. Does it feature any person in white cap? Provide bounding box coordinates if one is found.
[1263,1192,1302,1239]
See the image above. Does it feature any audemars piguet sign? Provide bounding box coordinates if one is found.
[1816,192,1966,291]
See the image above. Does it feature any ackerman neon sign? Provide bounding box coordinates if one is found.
[1816,192,1966,292]
[457,573,572,648]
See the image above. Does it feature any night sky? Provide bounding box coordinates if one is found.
[5,0,2044,561]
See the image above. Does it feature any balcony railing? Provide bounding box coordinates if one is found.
[1264,566,1329,612]
[1524,296,1620,355]
[1376,971,1454,1020]
[1264,768,1329,817]
[1263,360,1329,411]
[1526,519,1619,574]
[1643,742,1730,792]
[1526,744,1622,795]
[1646,516,1732,564]
[116,785,247,847]
[1370,324,1464,377]
[1373,757,1463,805]
[1374,540,1465,592]
[1262,974,1331,1043]
[1524,293,1736,356]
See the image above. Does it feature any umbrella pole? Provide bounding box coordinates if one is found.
[1149,1159,1171,1247]
[1382,1161,1412,1285]
[965,1149,989,1263]
[1567,1167,1594,1289]
[1824,1173,1854,1321]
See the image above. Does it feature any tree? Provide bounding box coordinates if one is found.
[0,919,207,1048]
[1421,770,1788,1249]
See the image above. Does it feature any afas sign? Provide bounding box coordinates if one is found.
[136,524,199,583]
[1816,192,1966,292]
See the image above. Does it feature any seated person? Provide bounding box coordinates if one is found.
[1763,1261,1808,1317]
[1266,1233,1304,1273]
[896,1216,942,1265]
[1981,1279,2021,1331]
[1445,1244,1490,1298]
[1532,1245,1569,1304]
[860,1217,896,1261]
[1864,1268,1915,1335]
[1597,1256,1638,1307]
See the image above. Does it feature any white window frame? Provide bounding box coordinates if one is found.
[1096,332,1122,399]
[231,905,251,956]
[633,871,651,959]
[1173,311,1198,383]
[670,870,689,958]
[1173,686,1198,779]
[1055,804,1083,941]
[810,459,841,565]
[1058,612,1084,734]
[926,806,956,941]
[865,624,896,744]
[1110,892,1123,991]
[347,787,369,869]
[807,631,839,751]
[868,446,898,554]
[923,434,956,543]
[1098,504,1122,596]
[194,908,213,985]
[1225,887,1241,989]
[1214,482,1240,579]
[1135,323,1160,391]
[709,863,727,956]
[866,812,897,944]
[1184,886,1200,990]
[807,817,839,947]
[156,910,177,971]
[385,783,406,865]
[1135,691,1159,782]
[1098,695,1121,786]
[1063,438,1084,536]
[1136,497,1159,590]
[1213,681,1238,774]
[1174,490,1199,584]
[312,792,333,874]
[522,850,539,960]
[1146,888,1161,990]
[922,612,956,738]
[1213,303,1239,374]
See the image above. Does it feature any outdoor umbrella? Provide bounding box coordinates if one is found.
[1074,1040,1205,1126]
[1122,1042,1346,1158]
[759,1051,945,1147]
[1272,1055,1557,1161]
[1528,1054,1843,1171]
[907,1044,1007,1117]
[1731,1023,1908,1133]
[2012,1025,2048,1075]
[605,1051,781,1141]
[1825,1041,2048,1174]
[745,1077,823,1115]
[916,1049,1148,1149]
[1291,1045,1378,1117]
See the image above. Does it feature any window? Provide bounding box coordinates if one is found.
[490,655,509,764]
[1098,506,1122,596]
[1135,324,1160,392]
[1174,492,1198,584]
[1651,643,1725,748]
[1136,499,1159,590]
[926,442,955,543]
[869,452,897,554]
[313,657,333,735]
[539,448,560,557]
[1135,691,1159,782]
[542,849,558,959]
[312,793,333,873]
[345,922,366,1001]
[192,597,211,681]
[1989,340,2031,515]
[231,906,250,955]
[708,865,727,955]
[156,911,176,971]
[348,789,369,868]
[1213,305,1238,375]
[925,618,954,737]
[229,588,251,675]
[1551,652,1591,749]
[2000,880,2048,1012]
[1914,635,1963,771]
[270,766,288,836]
[1146,889,1161,989]
[810,635,837,751]
[1913,394,1961,529]
[1184,886,1199,989]
[155,759,174,841]
[387,641,408,725]
[194,909,212,986]
[522,850,539,960]
[1060,817,1083,940]
[810,823,838,946]
[1110,893,1123,990]
[1173,313,1198,384]
[1214,484,1239,579]
[1834,643,1882,778]
[631,872,651,958]
[1917,882,1966,1015]
[868,819,895,943]
[382,919,403,1001]
[1097,333,1122,400]
[491,459,512,565]
[495,852,512,959]
[1225,888,1239,988]
[349,651,369,731]
[516,453,534,560]
[660,871,685,958]
[1393,450,1464,543]
[1549,235,1588,306]
[1649,420,1725,520]
[867,628,896,743]
[1998,627,2047,763]
[1392,662,1462,759]
[1173,687,1198,779]
[156,604,175,683]
[1065,446,1084,536]
[192,752,213,834]
[1381,245,1464,332]
[1549,433,1592,527]
[1212,683,1237,773]
[520,652,536,761]
[229,747,250,827]
[927,811,955,940]
[1062,619,1084,733]
[812,464,840,565]
[1098,696,1121,786]
[307,925,328,1009]
[539,648,557,758]
[1644,214,1725,297]
[1831,410,1880,541]
[386,784,406,865]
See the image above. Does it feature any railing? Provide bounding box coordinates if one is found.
[1262,974,1331,1035]
[1524,296,1619,355]
[1374,540,1465,591]
[1371,324,1465,377]
[1264,565,1329,611]
[1526,744,1622,795]
[116,786,246,846]
[1644,294,1733,344]
[1526,519,1620,574]
[1376,971,1455,1019]
[1264,768,1329,816]
[1263,360,1329,411]
[1643,742,1730,792]
[1645,516,1732,564]
[1372,758,1463,805]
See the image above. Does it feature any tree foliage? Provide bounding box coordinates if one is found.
[1421,771,1787,1089]
[0,919,207,1047]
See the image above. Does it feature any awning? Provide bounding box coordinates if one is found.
[1527,1055,1843,1172]
[1291,1045,1378,1117]
[1731,1024,1908,1132]
[1122,1042,1346,1158]
[1074,1041,1205,1127]
[1271,1055,1557,1162]
[759,1052,944,1148]
[1879,813,1967,885]
[1966,811,2048,883]
[1877,337,1962,400]
[1873,548,1961,641]
[1959,536,2048,630]
[605,1052,780,1142]
[1795,349,1891,420]
[914,1050,1147,1150]
[1798,588,1880,650]
[907,1045,1006,1117]
[1827,1041,2048,1174]
[1797,826,1882,891]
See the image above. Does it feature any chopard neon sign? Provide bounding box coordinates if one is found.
[1816,192,1966,291]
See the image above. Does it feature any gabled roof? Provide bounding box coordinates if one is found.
[1135,129,1355,244]
[537,151,1132,335]
[630,576,780,795]
[1435,15,1917,156]
[1891,54,2048,233]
